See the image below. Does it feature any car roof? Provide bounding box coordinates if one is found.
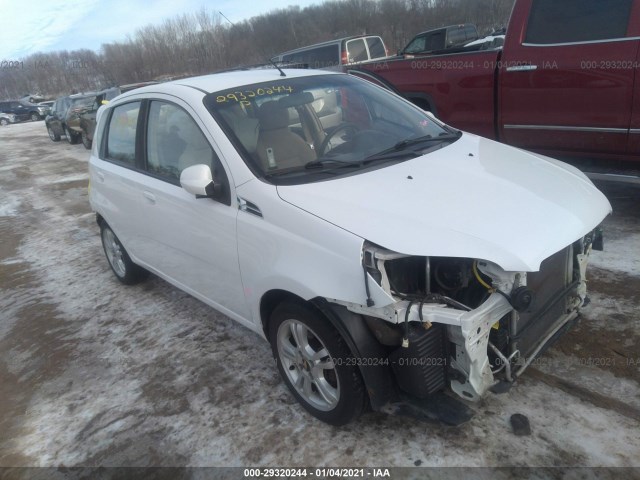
[275,35,382,57]
[413,24,475,37]
[116,68,340,98]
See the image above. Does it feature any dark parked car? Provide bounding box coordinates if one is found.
[0,100,47,121]
[45,94,96,144]
[76,82,157,149]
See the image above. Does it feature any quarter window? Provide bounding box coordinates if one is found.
[106,102,140,166]
[525,0,633,44]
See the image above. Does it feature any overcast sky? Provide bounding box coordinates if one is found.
[0,0,319,59]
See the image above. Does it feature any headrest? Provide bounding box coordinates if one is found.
[258,101,290,131]
[220,108,260,153]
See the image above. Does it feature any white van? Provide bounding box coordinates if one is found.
[271,35,388,70]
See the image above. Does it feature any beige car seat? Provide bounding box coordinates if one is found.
[256,100,315,171]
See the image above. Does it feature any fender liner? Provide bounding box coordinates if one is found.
[310,298,399,410]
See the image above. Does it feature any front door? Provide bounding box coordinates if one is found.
[134,98,251,321]
[499,0,639,156]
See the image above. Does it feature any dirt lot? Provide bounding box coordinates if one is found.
[1,122,639,472]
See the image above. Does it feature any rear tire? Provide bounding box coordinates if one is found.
[268,301,367,425]
[0,119,8,126]
[30,112,40,121]
[100,222,149,285]
[47,126,60,141]
[81,131,92,149]
[65,126,79,144]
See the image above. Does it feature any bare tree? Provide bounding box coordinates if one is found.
[0,0,515,100]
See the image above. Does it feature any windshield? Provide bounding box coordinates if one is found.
[204,74,457,185]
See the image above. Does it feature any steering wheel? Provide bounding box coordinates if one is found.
[318,123,360,156]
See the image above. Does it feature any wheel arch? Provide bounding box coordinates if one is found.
[260,290,399,410]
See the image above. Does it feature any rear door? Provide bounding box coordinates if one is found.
[499,0,638,156]
[49,100,66,135]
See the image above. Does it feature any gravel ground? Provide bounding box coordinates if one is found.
[1,122,639,472]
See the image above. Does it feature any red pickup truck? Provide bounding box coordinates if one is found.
[351,0,640,163]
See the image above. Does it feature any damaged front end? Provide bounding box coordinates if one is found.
[336,230,603,404]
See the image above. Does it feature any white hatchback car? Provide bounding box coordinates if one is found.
[89,68,611,425]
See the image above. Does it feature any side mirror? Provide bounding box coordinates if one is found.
[180,164,218,198]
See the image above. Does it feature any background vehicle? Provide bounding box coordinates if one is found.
[20,93,45,104]
[399,24,478,56]
[89,69,610,426]
[45,94,95,144]
[272,35,388,70]
[37,100,55,116]
[0,112,17,126]
[351,0,640,164]
[0,100,47,121]
[77,83,157,149]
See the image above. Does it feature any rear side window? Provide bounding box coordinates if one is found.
[346,39,368,62]
[447,28,466,47]
[464,25,478,41]
[525,0,633,44]
[106,102,140,166]
[366,37,386,59]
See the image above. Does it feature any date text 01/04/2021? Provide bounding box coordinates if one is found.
[243,467,391,477]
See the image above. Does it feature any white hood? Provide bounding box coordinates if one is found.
[277,134,612,272]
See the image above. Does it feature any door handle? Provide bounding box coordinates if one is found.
[506,65,538,72]
[143,191,156,204]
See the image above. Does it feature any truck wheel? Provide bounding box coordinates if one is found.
[47,126,60,141]
[269,302,366,425]
[65,126,79,144]
[82,131,92,149]
[100,223,149,285]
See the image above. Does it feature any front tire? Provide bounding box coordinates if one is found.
[30,112,40,122]
[269,302,367,425]
[100,223,149,285]
[0,119,8,126]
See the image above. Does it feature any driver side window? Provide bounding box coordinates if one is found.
[145,101,231,204]
[146,101,219,183]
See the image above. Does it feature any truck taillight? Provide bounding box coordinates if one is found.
[341,50,348,64]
